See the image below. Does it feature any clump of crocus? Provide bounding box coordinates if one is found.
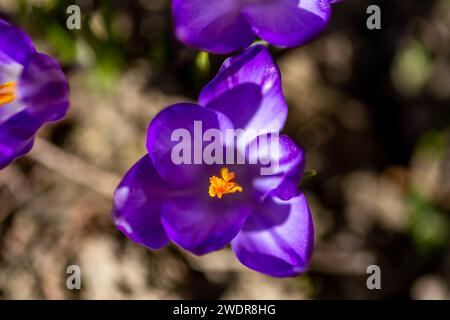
[172,0,338,54]
[0,19,69,170]
[113,45,313,277]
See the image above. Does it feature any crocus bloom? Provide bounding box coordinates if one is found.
[113,45,313,277]
[173,0,337,54]
[0,19,69,170]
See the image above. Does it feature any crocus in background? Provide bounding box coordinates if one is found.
[113,45,313,277]
[172,0,340,54]
[0,19,69,170]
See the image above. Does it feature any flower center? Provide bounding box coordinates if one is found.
[0,82,16,106]
[209,167,243,199]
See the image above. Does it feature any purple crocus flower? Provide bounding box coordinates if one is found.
[113,45,313,277]
[172,0,337,54]
[0,19,69,170]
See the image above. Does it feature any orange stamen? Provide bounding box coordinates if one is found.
[0,82,16,106]
[209,167,243,199]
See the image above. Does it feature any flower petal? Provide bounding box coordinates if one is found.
[18,52,70,121]
[0,52,70,170]
[0,18,35,66]
[0,112,37,169]
[161,193,252,255]
[113,155,170,249]
[248,134,305,201]
[172,0,255,54]
[242,0,331,48]
[146,103,233,188]
[199,45,287,136]
[231,193,314,277]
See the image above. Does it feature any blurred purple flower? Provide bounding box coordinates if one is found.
[0,19,69,170]
[172,0,336,54]
[113,45,313,277]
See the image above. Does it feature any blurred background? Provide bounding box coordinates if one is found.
[0,0,449,299]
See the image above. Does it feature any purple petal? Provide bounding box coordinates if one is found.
[113,155,170,249]
[172,0,255,54]
[0,52,69,170]
[199,45,287,135]
[241,0,331,48]
[0,112,37,170]
[248,134,305,201]
[146,103,233,188]
[18,52,70,121]
[0,18,35,66]
[231,193,314,277]
[0,142,34,170]
[0,111,50,171]
[161,193,252,255]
